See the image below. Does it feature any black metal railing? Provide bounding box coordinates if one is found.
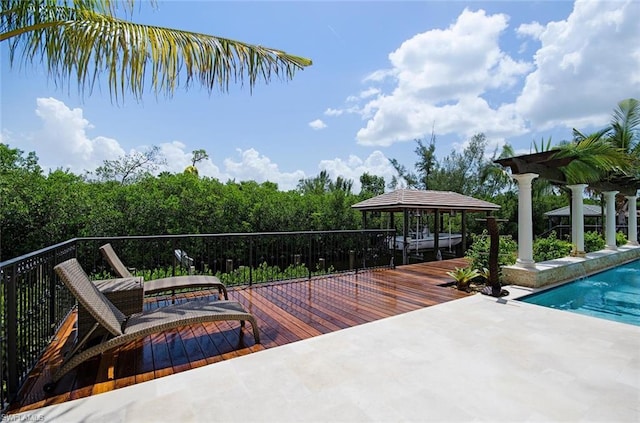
[537,224,637,240]
[0,229,394,409]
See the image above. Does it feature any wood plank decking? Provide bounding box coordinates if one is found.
[7,258,471,414]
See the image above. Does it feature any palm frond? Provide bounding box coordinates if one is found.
[1,0,312,102]
[552,136,631,184]
[532,136,553,153]
[571,127,608,143]
[609,98,640,152]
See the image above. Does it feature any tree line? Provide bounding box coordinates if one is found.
[0,134,551,261]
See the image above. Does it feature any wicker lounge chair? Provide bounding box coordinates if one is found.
[175,248,194,269]
[99,243,228,299]
[45,258,259,393]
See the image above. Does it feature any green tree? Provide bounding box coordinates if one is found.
[1,0,312,102]
[388,158,418,189]
[0,143,41,173]
[359,173,385,198]
[94,145,166,184]
[297,170,332,195]
[329,176,354,194]
[414,135,437,190]
[428,133,492,196]
[184,149,209,176]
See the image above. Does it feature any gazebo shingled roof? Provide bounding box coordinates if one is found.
[544,204,604,218]
[351,189,500,213]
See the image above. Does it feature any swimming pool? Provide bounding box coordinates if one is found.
[519,259,640,326]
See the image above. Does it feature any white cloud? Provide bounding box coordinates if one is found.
[328,1,638,150]
[363,69,394,83]
[517,21,545,39]
[318,150,395,193]
[324,105,362,117]
[13,98,306,190]
[351,8,532,147]
[515,0,640,130]
[31,97,124,172]
[223,148,305,191]
[308,119,327,130]
[324,108,344,117]
[346,87,381,103]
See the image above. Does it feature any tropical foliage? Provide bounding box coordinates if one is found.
[464,231,518,271]
[532,232,572,262]
[584,231,606,253]
[0,0,312,102]
[560,98,638,186]
[446,266,480,291]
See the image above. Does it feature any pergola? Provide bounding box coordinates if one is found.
[351,189,500,264]
[495,150,640,267]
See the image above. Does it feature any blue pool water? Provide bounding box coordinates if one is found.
[519,259,640,326]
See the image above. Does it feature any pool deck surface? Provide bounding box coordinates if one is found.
[6,286,639,422]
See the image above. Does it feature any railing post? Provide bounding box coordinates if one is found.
[249,237,253,286]
[361,231,367,269]
[6,267,18,403]
[171,239,177,277]
[50,257,57,336]
[308,233,312,280]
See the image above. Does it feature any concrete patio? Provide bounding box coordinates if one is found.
[6,285,639,422]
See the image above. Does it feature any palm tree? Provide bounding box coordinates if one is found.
[608,98,639,175]
[566,98,639,184]
[553,134,630,185]
[1,0,312,102]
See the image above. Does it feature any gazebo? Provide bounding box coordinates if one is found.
[351,189,500,264]
[543,203,605,238]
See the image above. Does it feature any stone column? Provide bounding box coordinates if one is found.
[626,194,638,245]
[603,190,619,250]
[512,173,538,268]
[568,184,588,256]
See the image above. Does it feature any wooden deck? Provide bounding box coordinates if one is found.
[7,259,471,414]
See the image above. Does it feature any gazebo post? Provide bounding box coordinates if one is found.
[433,209,440,258]
[461,210,467,256]
[402,209,409,265]
[626,194,638,245]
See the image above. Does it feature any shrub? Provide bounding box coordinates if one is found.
[533,231,572,262]
[465,230,517,271]
[446,267,480,291]
[616,231,627,246]
[584,231,605,252]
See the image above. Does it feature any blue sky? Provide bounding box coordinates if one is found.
[1,0,639,191]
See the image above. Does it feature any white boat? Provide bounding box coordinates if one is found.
[389,232,462,251]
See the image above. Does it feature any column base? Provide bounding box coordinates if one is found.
[570,250,586,258]
[516,258,536,269]
[605,245,618,251]
[626,241,639,246]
